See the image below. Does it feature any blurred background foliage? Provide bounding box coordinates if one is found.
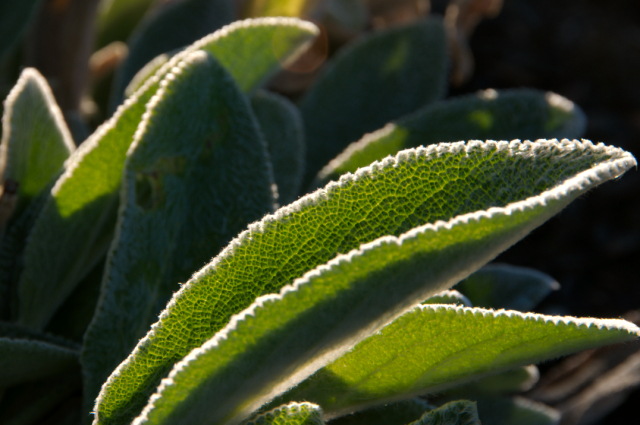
[0,1,638,424]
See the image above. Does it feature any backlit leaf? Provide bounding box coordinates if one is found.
[82,50,275,410]
[300,18,447,185]
[16,18,318,330]
[246,403,323,425]
[315,89,586,187]
[107,140,633,425]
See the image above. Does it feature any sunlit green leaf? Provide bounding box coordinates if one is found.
[315,89,586,187]
[16,18,318,330]
[246,402,323,425]
[300,18,447,185]
[82,50,275,410]
[108,141,634,425]
[0,68,75,218]
[252,90,305,205]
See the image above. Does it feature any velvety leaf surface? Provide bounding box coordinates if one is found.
[411,400,480,425]
[315,89,586,187]
[109,0,235,110]
[82,50,275,412]
[0,338,78,387]
[0,68,75,217]
[252,90,306,205]
[279,305,639,417]
[17,18,318,330]
[300,18,447,185]
[246,403,324,425]
[327,400,432,425]
[454,263,559,311]
[424,290,472,307]
[125,53,171,98]
[462,365,540,394]
[114,141,633,425]
[0,0,40,59]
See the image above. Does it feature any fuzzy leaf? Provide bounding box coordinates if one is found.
[315,89,586,187]
[106,141,634,425]
[17,18,319,330]
[82,50,275,410]
[455,264,559,311]
[252,90,306,205]
[410,400,480,425]
[328,400,432,425]
[0,0,41,59]
[300,18,447,184]
[461,365,540,394]
[125,53,171,98]
[424,290,472,307]
[278,305,638,417]
[246,403,323,425]
[109,0,235,110]
[0,338,78,387]
[0,68,75,217]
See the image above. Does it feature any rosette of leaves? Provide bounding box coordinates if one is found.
[0,13,637,425]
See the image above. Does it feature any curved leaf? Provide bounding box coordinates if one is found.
[277,306,637,417]
[424,290,472,307]
[0,68,75,218]
[454,263,559,311]
[17,18,319,330]
[109,0,235,110]
[82,50,275,409]
[0,338,78,387]
[300,18,447,185]
[252,90,306,205]
[246,403,323,425]
[315,89,586,187]
[109,141,633,425]
[410,400,480,425]
[328,400,432,425]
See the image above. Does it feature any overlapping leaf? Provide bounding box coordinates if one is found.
[109,0,234,110]
[82,50,275,409]
[0,68,75,218]
[410,401,480,425]
[98,140,634,425]
[275,305,638,417]
[455,263,559,311]
[246,403,323,425]
[17,18,319,330]
[252,90,305,205]
[424,290,471,307]
[300,18,447,184]
[315,89,586,187]
[328,400,432,425]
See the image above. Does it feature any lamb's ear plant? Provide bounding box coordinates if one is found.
[0,13,637,425]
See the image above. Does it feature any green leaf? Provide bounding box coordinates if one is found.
[327,400,432,425]
[125,53,171,98]
[242,0,315,18]
[246,403,324,425]
[300,18,447,185]
[109,0,235,110]
[82,50,275,410]
[252,90,306,205]
[0,68,75,218]
[410,400,480,425]
[424,290,472,307]
[108,141,633,425]
[16,18,319,330]
[315,89,587,187]
[460,365,539,394]
[0,338,78,387]
[454,263,559,311]
[276,305,638,417]
[0,0,41,60]
[445,397,559,425]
